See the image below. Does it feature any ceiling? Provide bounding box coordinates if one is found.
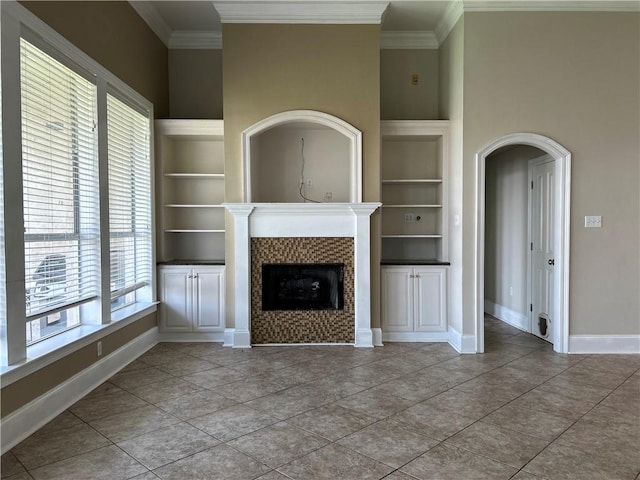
[141,1,451,33]
[130,1,455,48]
[129,0,640,49]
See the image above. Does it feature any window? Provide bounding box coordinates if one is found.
[0,2,155,363]
[21,39,99,343]
[0,66,5,356]
[107,94,152,311]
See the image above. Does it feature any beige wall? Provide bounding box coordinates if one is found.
[222,23,381,328]
[253,126,351,202]
[438,16,464,333]
[169,49,223,119]
[1,313,157,417]
[381,49,439,120]
[462,12,640,336]
[21,1,169,117]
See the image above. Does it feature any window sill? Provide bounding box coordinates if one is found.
[0,302,158,387]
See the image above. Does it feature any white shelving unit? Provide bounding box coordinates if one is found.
[155,120,225,262]
[381,120,449,263]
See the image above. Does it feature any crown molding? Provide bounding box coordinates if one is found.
[381,31,438,49]
[169,31,223,49]
[463,1,640,12]
[435,0,464,45]
[213,1,389,24]
[128,1,172,46]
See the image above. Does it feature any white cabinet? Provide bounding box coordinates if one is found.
[155,120,225,263]
[381,265,447,342]
[158,265,225,337]
[381,121,449,263]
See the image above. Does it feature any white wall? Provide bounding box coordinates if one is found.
[485,146,545,325]
[252,125,351,203]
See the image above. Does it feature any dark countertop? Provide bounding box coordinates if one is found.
[381,260,451,266]
[158,260,225,266]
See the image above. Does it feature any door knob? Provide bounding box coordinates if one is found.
[548,259,555,266]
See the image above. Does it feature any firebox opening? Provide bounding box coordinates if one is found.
[262,263,345,311]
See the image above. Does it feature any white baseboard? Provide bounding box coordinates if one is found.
[223,328,235,347]
[372,328,383,346]
[568,335,640,354]
[382,331,449,343]
[485,300,528,332]
[158,331,225,343]
[448,325,476,354]
[1,327,159,454]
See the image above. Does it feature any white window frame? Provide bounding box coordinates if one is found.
[0,1,156,369]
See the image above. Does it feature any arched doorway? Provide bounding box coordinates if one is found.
[475,133,571,353]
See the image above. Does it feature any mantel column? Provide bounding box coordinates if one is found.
[224,204,254,348]
[351,204,380,347]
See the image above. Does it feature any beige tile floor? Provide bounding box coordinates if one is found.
[2,316,639,480]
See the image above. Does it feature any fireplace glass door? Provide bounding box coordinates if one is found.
[262,263,344,311]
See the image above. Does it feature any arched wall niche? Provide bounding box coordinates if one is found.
[242,110,362,203]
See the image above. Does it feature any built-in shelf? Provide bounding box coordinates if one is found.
[382,234,443,239]
[382,204,442,208]
[382,179,442,184]
[165,229,225,233]
[164,204,225,208]
[164,173,225,179]
[156,119,225,263]
[381,120,449,263]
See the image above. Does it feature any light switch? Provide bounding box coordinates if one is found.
[584,215,602,228]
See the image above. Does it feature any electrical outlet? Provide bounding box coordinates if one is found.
[411,74,419,85]
[306,179,313,188]
[584,215,602,228]
[324,192,333,201]
[404,213,414,222]
[509,286,513,296]
[97,341,102,357]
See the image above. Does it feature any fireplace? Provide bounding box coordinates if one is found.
[251,237,354,344]
[262,263,344,311]
[224,203,381,348]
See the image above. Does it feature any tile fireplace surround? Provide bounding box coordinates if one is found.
[224,203,381,348]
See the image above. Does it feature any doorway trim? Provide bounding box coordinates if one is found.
[475,133,571,353]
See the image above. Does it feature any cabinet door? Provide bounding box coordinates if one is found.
[193,267,225,332]
[414,267,447,332]
[381,267,414,332]
[158,267,193,332]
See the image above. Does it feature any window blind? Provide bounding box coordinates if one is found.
[20,39,99,319]
[0,72,5,331]
[107,94,152,307]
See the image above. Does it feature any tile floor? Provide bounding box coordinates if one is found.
[2,316,639,480]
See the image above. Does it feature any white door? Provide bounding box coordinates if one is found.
[381,267,413,332]
[414,267,447,332]
[159,267,193,332]
[530,161,554,342]
[193,267,225,331]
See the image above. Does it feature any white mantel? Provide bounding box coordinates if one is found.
[224,202,381,348]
